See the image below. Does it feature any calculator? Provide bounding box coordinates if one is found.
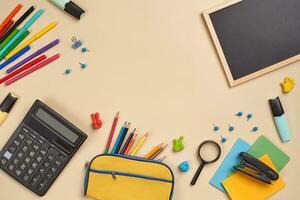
[0,100,87,196]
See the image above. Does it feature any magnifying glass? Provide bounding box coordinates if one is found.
[191,140,221,186]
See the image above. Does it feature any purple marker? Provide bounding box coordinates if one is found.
[6,39,60,73]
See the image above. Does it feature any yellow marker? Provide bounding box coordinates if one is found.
[5,21,58,59]
[0,93,18,126]
[131,132,149,156]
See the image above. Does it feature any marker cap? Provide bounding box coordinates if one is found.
[65,1,85,19]
[0,93,18,113]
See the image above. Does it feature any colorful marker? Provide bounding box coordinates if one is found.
[48,0,85,19]
[0,93,18,126]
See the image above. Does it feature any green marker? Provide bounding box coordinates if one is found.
[0,30,29,61]
[0,29,19,50]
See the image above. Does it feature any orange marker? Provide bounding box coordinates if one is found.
[124,134,137,155]
[144,143,163,159]
[0,4,22,33]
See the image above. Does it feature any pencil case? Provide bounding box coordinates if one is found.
[84,154,175,200]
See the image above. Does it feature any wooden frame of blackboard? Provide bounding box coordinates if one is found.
[203,0,300,87]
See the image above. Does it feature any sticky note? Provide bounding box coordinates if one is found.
[210,138,251,192]
[248,135,290,171]
[222,155,285,200]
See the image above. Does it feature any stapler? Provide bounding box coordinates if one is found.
[234,152,279,184]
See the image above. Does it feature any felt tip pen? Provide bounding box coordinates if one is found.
[0,93,18,126]
[48,0,85,20]
[269,97,292,142]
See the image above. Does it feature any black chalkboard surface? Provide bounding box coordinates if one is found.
[203,0,300,86]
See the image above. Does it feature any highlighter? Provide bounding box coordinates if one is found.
[0,93,18,126]
[49,0,85,20]
[269,97,291,142]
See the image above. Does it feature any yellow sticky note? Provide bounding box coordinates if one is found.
[222,155,285,200]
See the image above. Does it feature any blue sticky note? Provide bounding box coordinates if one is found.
[209,138,251,192]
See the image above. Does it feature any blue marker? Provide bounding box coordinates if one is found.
[0,46,31,70]
[269,97,291,142]
[0,9,44,58]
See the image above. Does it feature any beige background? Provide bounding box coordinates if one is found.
[0,0,299,199]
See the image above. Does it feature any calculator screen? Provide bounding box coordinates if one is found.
[35,109,79,143]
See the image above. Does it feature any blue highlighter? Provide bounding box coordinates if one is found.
[269,97,291,142]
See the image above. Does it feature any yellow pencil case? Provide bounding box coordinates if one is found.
[84,154,175,200]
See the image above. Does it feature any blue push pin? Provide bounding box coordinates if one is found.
[81,47,90,53]
[247,113,253,121]
[213,124,220,132]
[71,36,82,49]
[221,137,227,143]
[251,126,259,132]
[64,68,71,74]
[235,112,243,117]
[178,161,190,172]
[228,124,235,132]
[79,62,87,69]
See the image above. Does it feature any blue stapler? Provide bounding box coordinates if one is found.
[234,152,279,184]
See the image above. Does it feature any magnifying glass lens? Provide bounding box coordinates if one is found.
[199,142,220,162]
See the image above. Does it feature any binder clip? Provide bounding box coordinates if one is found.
[71,36,82,49]
[234,152,279,184]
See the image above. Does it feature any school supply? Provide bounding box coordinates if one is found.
[173,136,184,152]
[120,129,136,154]
[178,161,190,172]
[0,30,30,61]
[6,39,59,73]
[131,132,148,156]
[281,77,296,93]
[0,20,14,38]
[5,54,60,86]
[191,140,221,185]
[0,100,87,196]
[144,143,163,159]
[0,46,31,70]
[104,112,119,154]
[0,4,22,33]
[210,138,251,192]
[222,155,285,200]
[203,0,300,86]
[0,9,44,58]
[0,6,35,44]
[0,29,19,50]
[84,154,174,200]
[269,97,291,142]
[0,55,47,84]
[111,122,130,154]
[6,22,58,59]
[150,144,168,160]
[248,135,290,172]
[0,93,18,126]
[48,0,85,20]
[123,133,137,155]
[91,112,102,129]
[234,152,279,184]
[157,155,167,162]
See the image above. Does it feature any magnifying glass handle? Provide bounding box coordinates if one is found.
[191,162,205,186]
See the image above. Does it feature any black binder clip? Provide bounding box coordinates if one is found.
[234,152,279,184]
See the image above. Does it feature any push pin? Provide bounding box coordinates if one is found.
[64,68,72,74]
[81,47,90,53]
[228,124,235,132]
[235,112,243,117]
[79,62,87,69]
[220,135,227,143]
[213,124,220,132]
[71,36,82,49]
[247,113,253,121]
[251,126,259,132]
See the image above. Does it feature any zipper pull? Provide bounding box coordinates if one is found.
[112,172,117,181]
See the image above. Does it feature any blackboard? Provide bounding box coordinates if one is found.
[203,0,300,87]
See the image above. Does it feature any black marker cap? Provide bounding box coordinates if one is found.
[0,93,18,113]
[269,97,284,117]
[65,1,85,20]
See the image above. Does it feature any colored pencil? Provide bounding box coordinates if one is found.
[131,132,149,156]
[0,6,35,44]
[5,53,59,86]
[111,122,127,154]
[7,39,59,73]
[104,112,119,154]
[149,144,168,160]
[157,155,167,162]
[0,20,14,38]
[0,55,46,84]
[0,30,29,61]
[124,133,137,155]
[0,9,44,58]
[0,4,22,33]
[116,122,130,154]
[144,143,163,159]
[0,45,30,70]
[120,129,136,154]
[6,21,58,59]
[0,29,19,50]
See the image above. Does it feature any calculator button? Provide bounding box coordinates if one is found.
[40,149,47,156]
[29,151,36,158]
[39,167,46,174]
[27,168,34,175]
[30,174,41,186]
[31,162,38,169]
[24,157,31,164]
[22,127,30,134]
[22,145,29,152]
[47,154,54,162]
[44,161,50,168]
[54,159,62,166]
[36,156,43,163]
[23,175,30,182]
[17,152,24,159]
[20,163,27,170]
[13,158,19,165]
[18,132,26,140]
[8,164,15,171]
[15,169,22,177]
[37,178,48,191]
[8,146,17,153]
[29,132,37,139]
[1,158,8,166]
[33,143,40,151]
[49,148,59,156]
[45,171,52,179]
[50,166,58,173]
[25,138,33,146]
[13,139,21,146]
[3,151,12,160]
